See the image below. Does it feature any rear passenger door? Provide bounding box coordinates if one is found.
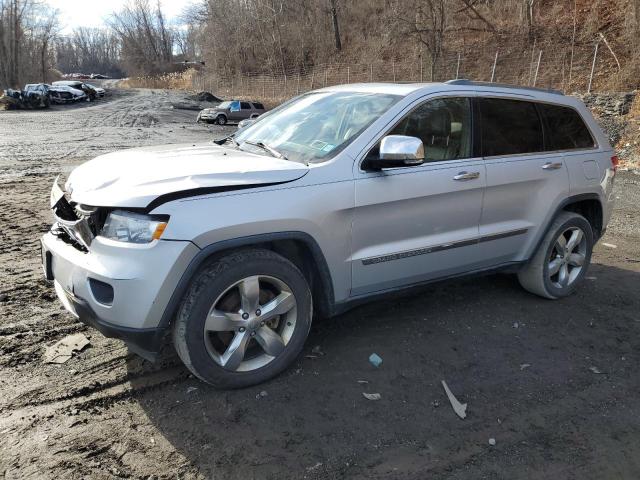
[476,97,570,266]
[238,102,253,120]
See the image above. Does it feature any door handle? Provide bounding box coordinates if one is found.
[542,162,563,170]
[453,171,480,181]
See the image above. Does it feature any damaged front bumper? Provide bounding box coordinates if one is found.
[42,178,200,360]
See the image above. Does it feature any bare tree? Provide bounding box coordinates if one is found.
[108,0,174,75]
[0,0,59,88]
[328,0,342,51]
[392,0,449,80]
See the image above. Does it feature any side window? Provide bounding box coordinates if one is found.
[240,102,251,110]
[538,103,595,150]
[252,102,265,110]
[390,97,472,162]
[479,98,543,156]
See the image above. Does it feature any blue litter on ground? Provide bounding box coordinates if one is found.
[369,353,383,368]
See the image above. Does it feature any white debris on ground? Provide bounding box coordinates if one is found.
[43,333,90,364]
[441,380,467,419]
[362,392,381,401]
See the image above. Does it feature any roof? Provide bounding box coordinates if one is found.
[319,80,564,98]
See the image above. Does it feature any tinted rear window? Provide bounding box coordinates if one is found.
[240,102,251,109]
[539,103,595,150]
[252,102,265,110]
[479,98,543,156]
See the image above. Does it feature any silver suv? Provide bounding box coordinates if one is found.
[41,81,617,388]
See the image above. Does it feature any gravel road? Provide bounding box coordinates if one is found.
[1,87,639,479]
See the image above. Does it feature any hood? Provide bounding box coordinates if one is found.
[66,143,309,209]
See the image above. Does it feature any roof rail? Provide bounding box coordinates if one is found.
[445,79,564,96]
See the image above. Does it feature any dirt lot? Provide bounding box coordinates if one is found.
[1,87,640,480]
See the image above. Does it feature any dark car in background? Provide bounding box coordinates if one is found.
[23,84,51,108]
[197,100,265,125]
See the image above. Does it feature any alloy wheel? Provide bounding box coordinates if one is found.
[204,275,297,372]
[548,226,587,289]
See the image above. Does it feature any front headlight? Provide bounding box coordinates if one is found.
[100,210,168,244]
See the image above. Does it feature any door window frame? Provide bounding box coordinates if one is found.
[357,93,480,173]
[475,95,600,160]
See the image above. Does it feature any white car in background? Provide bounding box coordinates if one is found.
[85,83,106,98]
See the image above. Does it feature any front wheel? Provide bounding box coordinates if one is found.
[216,115,227,125]
[173,249,312,388]
[518,211,593,299]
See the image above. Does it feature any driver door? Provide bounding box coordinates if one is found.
[351,96,486,296]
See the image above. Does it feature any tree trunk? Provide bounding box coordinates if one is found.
[329,0,342,51]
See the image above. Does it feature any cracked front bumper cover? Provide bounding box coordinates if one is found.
[60,285,167,361]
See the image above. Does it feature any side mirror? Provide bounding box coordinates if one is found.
[365,135,425,170]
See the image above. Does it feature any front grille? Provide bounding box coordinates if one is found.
[51,190,104,252]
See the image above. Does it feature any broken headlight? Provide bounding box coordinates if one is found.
[100,210,168,244]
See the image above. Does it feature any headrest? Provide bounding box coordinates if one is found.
[425,109,451,137]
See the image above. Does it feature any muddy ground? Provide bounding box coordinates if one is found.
[1,87,639,480]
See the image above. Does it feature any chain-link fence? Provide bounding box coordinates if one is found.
[187,43,624,104]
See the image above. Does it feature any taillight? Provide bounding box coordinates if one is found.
[611,155,619,172]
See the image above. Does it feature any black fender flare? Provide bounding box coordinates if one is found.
[527,193,604,262]
[157,231,335,331]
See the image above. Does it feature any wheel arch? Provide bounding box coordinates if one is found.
[527,193,604,264]
[562,197,603,240]
[157,232,335,332]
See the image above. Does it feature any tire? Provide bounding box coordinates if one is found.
[216,115,227,125]
[173,249,312,388]
[518,211,593,299]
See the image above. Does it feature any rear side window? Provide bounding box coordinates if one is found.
[479,98,543,156]
[240,102,251,109]
[252,102,265,110]
[538,103,595,150]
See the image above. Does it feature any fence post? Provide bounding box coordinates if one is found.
[533,50,542,87]
[420,59,423,82]
[370,64,373,82]
[455,53,461,79]
[587,41,600,93]
[262,76,266,98]
[310,71,315,90]
[324,68,328,87]
[284,74,287,96]
[347,66,350,84]
[296,73,300,94]
[528,38,537,85]
[490,50,499,82]
[392,60,396,82]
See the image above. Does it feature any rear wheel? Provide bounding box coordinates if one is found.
[518,211,593,299]
[173,249,312,388]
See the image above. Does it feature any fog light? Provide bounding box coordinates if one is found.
[89,278,114,306]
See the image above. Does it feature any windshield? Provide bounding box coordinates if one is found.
[218,101,232,109]
[233,91,401,164]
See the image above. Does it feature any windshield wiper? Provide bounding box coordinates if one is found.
[243,140,288,160]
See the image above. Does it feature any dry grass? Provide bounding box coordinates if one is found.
[121,68,201,90]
